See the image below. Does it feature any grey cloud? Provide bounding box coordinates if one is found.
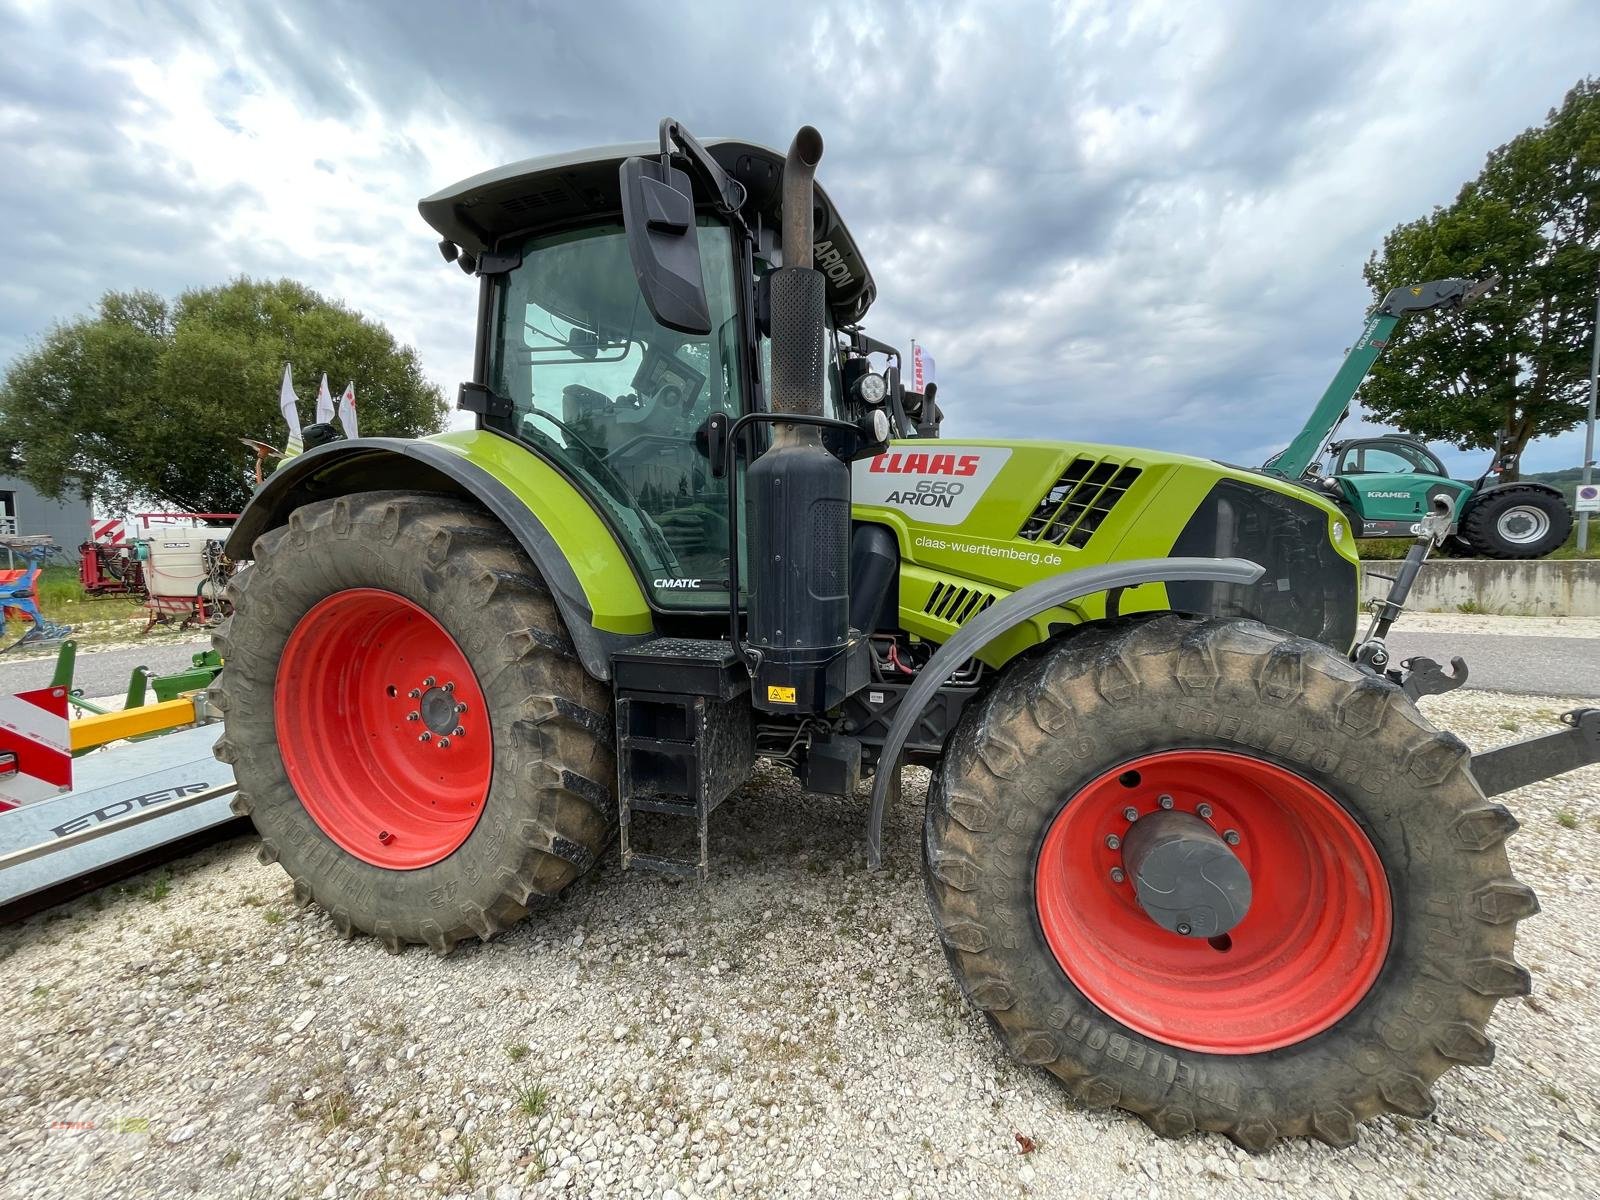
[1,0,1597,474]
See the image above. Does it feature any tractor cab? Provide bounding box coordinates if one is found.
[1319,433,1473,538]
[419,131,902,611]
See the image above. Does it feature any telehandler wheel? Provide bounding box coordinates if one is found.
[1461,485,1572,558]
[924,614,1537,1150]
[211,491,616,954]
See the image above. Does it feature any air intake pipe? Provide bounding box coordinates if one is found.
[745,126,854,713]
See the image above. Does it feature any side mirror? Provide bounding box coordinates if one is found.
[619,156,712,336]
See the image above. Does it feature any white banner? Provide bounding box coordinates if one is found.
[315,373,336,425]
[279,363,303,455]
[908,343,936,394]
[338,381,358,439]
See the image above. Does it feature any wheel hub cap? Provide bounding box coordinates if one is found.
[1121,809,1252,938]
[1034,750,1393,1054]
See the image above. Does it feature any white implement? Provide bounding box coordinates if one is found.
[0,723,239,918]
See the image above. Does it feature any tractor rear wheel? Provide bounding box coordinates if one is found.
[924,614,1536,1149]
[212,491,615,953]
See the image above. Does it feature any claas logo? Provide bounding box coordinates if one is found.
[867,452,981,476]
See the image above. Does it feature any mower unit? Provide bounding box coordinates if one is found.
[213,119,1597,1150]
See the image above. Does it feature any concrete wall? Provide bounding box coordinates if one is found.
[1360,558,1600,617]
[0,474,90,560]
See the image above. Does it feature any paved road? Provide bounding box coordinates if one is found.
[0,640,211,699]
[1385,630,1599,699]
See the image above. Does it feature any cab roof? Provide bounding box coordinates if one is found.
[419,138,876,323]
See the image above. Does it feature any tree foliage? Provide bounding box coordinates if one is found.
[1362,78,1598,478]
[0,278,447,513]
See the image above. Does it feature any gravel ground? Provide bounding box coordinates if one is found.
[1,690,1596,1200]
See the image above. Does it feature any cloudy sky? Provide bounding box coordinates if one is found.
[2,0,1596,474]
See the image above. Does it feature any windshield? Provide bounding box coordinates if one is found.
[489,220,744,605]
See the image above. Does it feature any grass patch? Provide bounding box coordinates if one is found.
[506,1042,529,1063]
[452,1138,478,1184]
[514,1082,550,1119]
[1556,811,1578,830]
[135,871,172,903]
[263,908,284,925]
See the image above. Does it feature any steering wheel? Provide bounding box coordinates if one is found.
[519,405,680,568]
[520,406,629,491]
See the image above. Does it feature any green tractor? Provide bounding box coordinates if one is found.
[1264,277,1574,558]
[215,122,1594,1150]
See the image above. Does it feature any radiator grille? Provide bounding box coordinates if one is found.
[1018,457,1142,547]
[923,581,997,625]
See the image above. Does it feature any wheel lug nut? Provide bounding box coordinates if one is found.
[408,688,421,699]
[455,702,468,714]
[437,738,450,749]
[406,712,420,722]
[1224,829,1241,846]
[1158,794,1174,810]
[1110,867,1126,884]
[1105,834,1121,850]
[1197,803,1213,819]
[1122,807,1138,822]
[422,676,436,688]
[443,681,455,693]
[418,732,431,742]
[452,726,465,737]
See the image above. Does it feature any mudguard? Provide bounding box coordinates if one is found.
[227,432,654,680]
[865,556,1264,866]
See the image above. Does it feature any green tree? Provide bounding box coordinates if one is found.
[1362,78,1598,479]
[0,277,446,513]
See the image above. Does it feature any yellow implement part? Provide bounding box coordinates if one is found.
[70,697,197,752]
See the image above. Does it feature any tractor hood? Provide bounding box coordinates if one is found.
[419,138,877,324]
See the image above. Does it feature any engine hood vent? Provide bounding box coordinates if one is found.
[923,581,997,626]
[1018,457,1142,548]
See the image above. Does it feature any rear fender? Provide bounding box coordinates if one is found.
[227,432,654,680]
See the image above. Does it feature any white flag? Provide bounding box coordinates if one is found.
[908,342,936,395]
[338,381,358,439]
[315,373,336,424]
[279,363,303,456]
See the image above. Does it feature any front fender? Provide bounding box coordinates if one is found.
[865,555,1264,867]
[228,431,654,679]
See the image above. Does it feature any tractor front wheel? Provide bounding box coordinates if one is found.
[212,492,616,953]
[924,614,1536,1149]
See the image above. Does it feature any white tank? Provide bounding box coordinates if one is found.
[141,532,222,601]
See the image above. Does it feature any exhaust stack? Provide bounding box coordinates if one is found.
[745,126,855,714]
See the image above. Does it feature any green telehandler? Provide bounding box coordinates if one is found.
[214,121,1598,1150]
[1264,277,1573,557]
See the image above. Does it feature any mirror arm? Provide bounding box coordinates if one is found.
[659,118,747,217]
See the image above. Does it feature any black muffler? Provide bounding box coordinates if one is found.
[746,126,854,713]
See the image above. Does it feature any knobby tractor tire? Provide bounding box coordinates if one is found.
[924,614,1538,1150]
[1461,485,1572,559]
[211,491,616,954]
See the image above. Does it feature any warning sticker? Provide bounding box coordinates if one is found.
[766,685,797,704]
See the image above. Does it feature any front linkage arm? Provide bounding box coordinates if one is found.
[1471,708,1600,798]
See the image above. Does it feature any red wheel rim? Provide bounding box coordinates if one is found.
[275,589,491,870]
[1034,750,1392,1054]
